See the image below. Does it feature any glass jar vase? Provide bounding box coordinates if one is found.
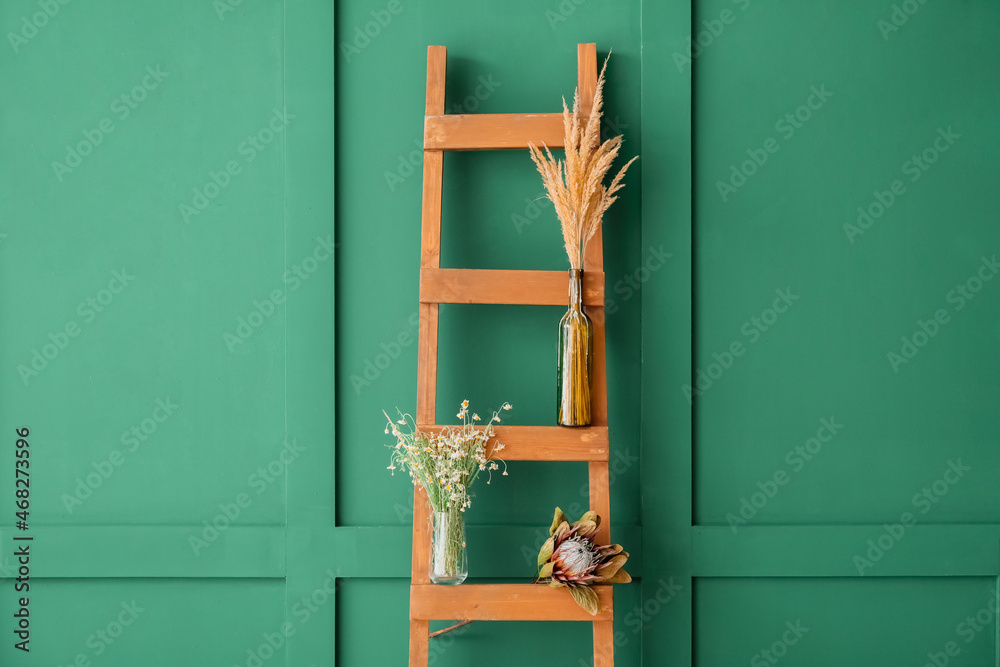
[429,509,467,585]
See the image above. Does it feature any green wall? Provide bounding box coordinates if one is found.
[2,0,999,665]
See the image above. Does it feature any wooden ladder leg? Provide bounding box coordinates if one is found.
[410,44,447,667]
[409,620,429,667]
[594,619,615,667]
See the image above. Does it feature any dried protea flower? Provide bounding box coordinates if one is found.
[534,507,631,615]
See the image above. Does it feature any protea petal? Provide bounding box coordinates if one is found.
[538,562,554,579]
[553,520,572,541]
[549,507,568,536]
[569,586,600,616]
[572,520,599,539]
[600,568,632,584]
[537,536,555,567]
[595,554,628,581]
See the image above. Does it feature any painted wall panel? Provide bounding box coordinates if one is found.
[693,0,1000,526]
[695,577,998,666]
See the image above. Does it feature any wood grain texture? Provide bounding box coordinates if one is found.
[594,619,615,667]
[420,268,605,306]
[589,461,612,547]
[425,113,569,150]
[409,619,429,667]
[589,306,609,425]
[412,45,446,601]
[414,424,609,461]
[578,43,597,115]
[410,584,614,621]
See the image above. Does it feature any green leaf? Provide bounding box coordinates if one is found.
[569,586,600,616]
[537,562,554,579]
[550,507,568,536]
[537,537,555,567]
[578,510,600,527]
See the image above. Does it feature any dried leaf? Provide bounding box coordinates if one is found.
[537,536,555,567]
[569,586,601,616]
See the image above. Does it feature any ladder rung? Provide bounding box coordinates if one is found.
[424,113,566,150]
[415,425,609,461]
[420,268,604,306]
[410,584,613,621]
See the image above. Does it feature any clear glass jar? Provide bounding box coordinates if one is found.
[430,509,467,585]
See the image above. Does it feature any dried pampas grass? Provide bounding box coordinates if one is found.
[529,54,637,270]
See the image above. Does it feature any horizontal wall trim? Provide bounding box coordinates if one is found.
[0,524,642,580]
[693,525,1000,578]
[0,526,286,579]
[8,523,993,580]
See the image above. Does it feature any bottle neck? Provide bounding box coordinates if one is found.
[568,269,583,310]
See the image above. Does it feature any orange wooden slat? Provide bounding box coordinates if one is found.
[594,620,615,667]
[588,461,612,546]
[578,43,598,116]
[410,584,613,621]
[413,44,446,601]
[414,425,609,461]
[420,268,604,306]
[409,620,429,667]
[588,307,608,425]
[424,113,567,151]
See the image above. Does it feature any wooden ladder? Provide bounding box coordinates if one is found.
[410,42,615,667]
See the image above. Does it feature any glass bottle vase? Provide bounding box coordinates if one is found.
[429,509,467,585]
[557,268,594,426]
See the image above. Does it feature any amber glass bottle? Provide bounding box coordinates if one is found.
[557,269,593,426]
